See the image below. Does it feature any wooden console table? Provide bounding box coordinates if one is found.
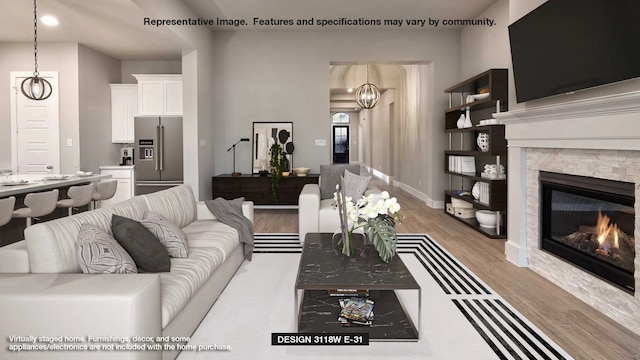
[212,174,319,206]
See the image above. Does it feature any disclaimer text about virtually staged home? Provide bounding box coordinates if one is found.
[6,335,231,353]
[143,17,496,28]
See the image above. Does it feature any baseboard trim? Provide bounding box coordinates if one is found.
[505,240,528,267]
[365,165,443,209]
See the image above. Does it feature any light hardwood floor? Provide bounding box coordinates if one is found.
[253,178,640,360]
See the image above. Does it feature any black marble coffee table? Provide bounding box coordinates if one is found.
[295,233,421,341]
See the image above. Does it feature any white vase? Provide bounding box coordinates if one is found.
[477,133,490,152]
[456,114,465,129]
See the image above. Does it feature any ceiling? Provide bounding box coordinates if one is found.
[0,0,497,60]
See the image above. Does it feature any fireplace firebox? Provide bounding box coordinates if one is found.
[540,171,635,294]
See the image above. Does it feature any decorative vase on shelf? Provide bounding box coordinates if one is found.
[477,133,490,152]
[465,107,471,127]
[456,114,466,129]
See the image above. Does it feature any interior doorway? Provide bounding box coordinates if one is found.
[10,71,60,174]
[332,125,349,163]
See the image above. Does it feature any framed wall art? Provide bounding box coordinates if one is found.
[252,122,294,174]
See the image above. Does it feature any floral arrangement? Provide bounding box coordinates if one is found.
[333,185,402,263]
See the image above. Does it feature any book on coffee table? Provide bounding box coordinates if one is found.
[339,297,375,324]
[328,289,370,297]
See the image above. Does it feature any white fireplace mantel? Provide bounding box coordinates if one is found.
[494,90,640,151]
[493,90,640,335]
[495,90,640,267]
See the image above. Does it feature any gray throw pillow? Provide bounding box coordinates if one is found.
[319,164,361,199]
[140,211,188,258]
[111,214,171,272]
[77,224,137,274]
[343,169,371,200]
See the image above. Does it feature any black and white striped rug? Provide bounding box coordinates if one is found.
[253,233,572,360]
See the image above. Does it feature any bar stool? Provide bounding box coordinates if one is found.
[12,189,59,227]
[91,180,118,209]
[56,183,95,216]
[0,196,16,227]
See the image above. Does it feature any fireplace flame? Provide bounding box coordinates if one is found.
[595,211,620,256]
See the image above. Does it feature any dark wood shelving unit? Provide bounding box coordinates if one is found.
[444,69,508,239]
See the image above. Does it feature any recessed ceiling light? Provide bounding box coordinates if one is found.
[40,15,59,26]
[347,88,353,93]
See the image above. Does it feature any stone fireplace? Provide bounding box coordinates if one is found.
[494,90,640,335]
[539,171,635,294]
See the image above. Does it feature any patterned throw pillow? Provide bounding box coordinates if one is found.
[319,164,361,199]
[76,224,137,274]
[343,169,371,200]
[111,215,171,273]
[140,211,188,258]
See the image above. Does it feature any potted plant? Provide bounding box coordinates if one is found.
[333,185,403,263]
[269,143,286,202]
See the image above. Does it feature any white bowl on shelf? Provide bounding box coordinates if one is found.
[475,210,497,228]
[293,167,311,176]
[472,92,490,101]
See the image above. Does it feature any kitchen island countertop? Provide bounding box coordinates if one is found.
[0,174,111,198]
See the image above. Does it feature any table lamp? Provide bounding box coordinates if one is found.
[227,138,250,176]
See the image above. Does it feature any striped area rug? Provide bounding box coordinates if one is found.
[254,233,572,360]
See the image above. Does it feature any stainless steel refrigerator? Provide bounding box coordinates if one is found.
[134,116,183,195]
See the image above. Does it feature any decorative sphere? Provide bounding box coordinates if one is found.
[477,133,490,152]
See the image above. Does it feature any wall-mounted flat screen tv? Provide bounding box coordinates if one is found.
[508,0,640,103]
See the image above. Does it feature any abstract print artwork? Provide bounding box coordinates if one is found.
[252,122,293,173]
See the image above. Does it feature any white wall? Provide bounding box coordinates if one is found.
[78,45,123,172]
[209,30,459,204]
[0,42,80,173]
[460,0,511,80]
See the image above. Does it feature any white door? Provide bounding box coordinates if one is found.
[10,72,60,174]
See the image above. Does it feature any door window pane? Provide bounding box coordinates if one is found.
[332,112,349,124]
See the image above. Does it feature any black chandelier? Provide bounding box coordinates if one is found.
[21,0,53,101]
[355,65,380,109]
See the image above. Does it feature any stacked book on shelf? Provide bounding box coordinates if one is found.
[448,156,475,174]
[475,182,490,205]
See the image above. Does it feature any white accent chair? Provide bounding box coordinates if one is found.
[298,164,380,244]
[56,183,95,216]
[0,196,16,227]
[91,179,118,209]
[12,189,59,227]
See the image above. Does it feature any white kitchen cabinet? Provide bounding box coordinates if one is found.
[110,84,138,143]
[98,166,135,207]
[132,74,182,116]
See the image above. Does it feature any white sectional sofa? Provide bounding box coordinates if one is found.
[0,184,253,360]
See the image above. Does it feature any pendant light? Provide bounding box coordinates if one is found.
[21,0,53,101]
[355,65,380,109]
